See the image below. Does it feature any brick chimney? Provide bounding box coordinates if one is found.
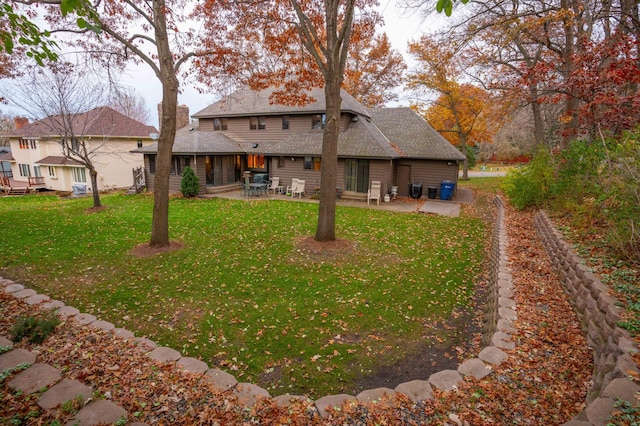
[14,117,28,129]
[157,103,190,132]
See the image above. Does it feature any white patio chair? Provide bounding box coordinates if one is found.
[367,181,381,205]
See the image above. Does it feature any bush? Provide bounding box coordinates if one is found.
[502,145,555,209]
[180,166,199,198]
[10,313,61,344]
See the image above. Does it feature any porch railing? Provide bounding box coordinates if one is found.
[132,166,145,194]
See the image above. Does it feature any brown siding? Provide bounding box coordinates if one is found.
[199,114,345,141]
[199,118,214,132]
[394,159,460,199]
[267,156,321,195]
[144,154,207,195]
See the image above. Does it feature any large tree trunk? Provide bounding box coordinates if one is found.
[149,0,179,248]
[89,168,101,208]
[529,85,546,146]
[315,78,341,242]
[459,133,469,180]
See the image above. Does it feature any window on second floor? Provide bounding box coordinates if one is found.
[137,140,143,148]
[249,116,266,130]
[312,114,326,130]
[18,138,37,149]
[214,118,228,131]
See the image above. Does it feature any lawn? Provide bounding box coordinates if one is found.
[0,193,489,398]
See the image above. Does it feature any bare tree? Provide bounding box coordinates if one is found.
[3,63,109,208]
[109,87,151,125]
[0,112,14,147]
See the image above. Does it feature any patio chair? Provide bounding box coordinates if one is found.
[367,181,381,205]
[268,177,284,195]
[292,179,305,198]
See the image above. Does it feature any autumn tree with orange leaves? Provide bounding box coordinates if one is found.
[407,35,499,178]
[344,33,406,108]
[198,0,381,241]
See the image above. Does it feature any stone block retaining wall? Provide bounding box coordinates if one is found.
[535,210,640,425]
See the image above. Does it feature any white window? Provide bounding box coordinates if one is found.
[33,166,42,177]
[18,164,30,177]
[48,166,56,177]
[72,167,87,183]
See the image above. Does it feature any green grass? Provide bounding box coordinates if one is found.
[0,193,488,397]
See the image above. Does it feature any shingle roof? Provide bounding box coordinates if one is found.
[134,123,247,155]
[5,107,158,139]
[35,156,83,166]
[193,86,371,119]
[368,108,466,161]
[0,151,14,161]
[269,116,398,158]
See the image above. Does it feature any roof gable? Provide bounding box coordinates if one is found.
[5,107,158,139]
[193,86,370,119]
[368,108,466,161]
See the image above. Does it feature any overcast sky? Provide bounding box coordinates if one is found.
[3,3,445,127]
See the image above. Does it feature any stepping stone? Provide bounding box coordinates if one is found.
[134,337,157,351]
[458,358,492,379]
[498,307,517,321]
[57,306,80,317]
[497,319,516,334]
[584,397,615,425]
[26,294,50,305]
[272,394,310,407]
[492,331,516,350]
[113,328,135,340]
[90,320,115,332]
[177,357,208,374]
[4,284,25,293]
[205,368,237,391]
[148,346,181,363]
[12,288,37,299]
[356,387,395,403]
[395,380,433,402]
[498,297,516,310]
[428,369,463,391]
[235,382,270,407]
[38,379,93,411]
[8,363,61,395]
[75,313,97,325]
[67,399,127,426]
[0,348,36,370]
[601,377,640,403]
[478,346,508,365]
[42,300,65,310]
[315,394,356,417]
[0,335,14,348]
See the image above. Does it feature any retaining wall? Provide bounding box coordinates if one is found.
[535,210,640,425]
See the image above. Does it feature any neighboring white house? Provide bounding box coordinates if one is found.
[3,107,158,193]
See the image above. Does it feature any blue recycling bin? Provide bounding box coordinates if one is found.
[440,181,456,200]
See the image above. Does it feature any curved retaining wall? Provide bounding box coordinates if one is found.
[1,196,520,421]
[535,210,640,425]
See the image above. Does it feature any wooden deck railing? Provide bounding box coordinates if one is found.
[28,176,45,186]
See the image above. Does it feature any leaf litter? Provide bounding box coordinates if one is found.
[0,204,595,424]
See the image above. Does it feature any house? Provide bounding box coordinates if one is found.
[135,86,466,199]
[3,107,158,193]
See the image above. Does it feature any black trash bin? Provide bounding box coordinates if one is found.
[427,186,437,199]
[410,183,423,199]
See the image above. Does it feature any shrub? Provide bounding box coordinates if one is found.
[10,314,61,344]
[180,166,199,198]
[502,145,555,209]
